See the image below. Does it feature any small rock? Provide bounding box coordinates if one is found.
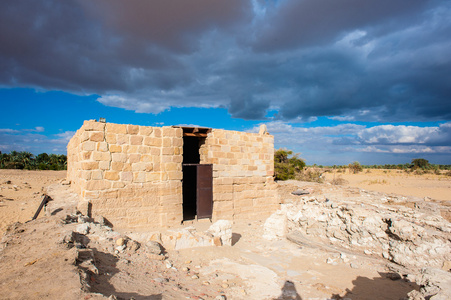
[153,278,165,284]
[202,281,210,286]
[221,283,229,289]
[182,267,189,272]
[165,261,172,269]
[350,263,359,269]
[191,275,199,279]
[75,223,90,235]
[442,261,451,272]
[292,189,310,196]
[116,238,126,246]
[115,245,126,252]
[406,290,425,300]
[145,241,162,255]
[326,258,337,265]
[185,260,192,264]
[386,273,402,281]
[215,296,226,300]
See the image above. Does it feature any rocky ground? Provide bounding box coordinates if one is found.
[0,170,450,299]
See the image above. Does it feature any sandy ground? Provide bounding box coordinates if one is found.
[322,169,451,202]
[0,169,449,299]
[0,170,66,235]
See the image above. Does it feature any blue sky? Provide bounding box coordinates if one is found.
[1,0,450,165]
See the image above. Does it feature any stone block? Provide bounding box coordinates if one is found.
[151,148,161,156]
[130,135,143,145]
[80,171,92,180]
[109,144,122,153]
[163,138,171,147]
[153,128,161,137]
[173,138,183,147]
[81,151,92,160]
[121,172,133,182]
[82,141,96,151]
[134,172,146,183]
[127,125,140,135]
[91,170,103,180]
[99,161,110,170]
[162,127,176,137]
[116,134,129,145]
[138,146,151,154]
[82,162,99,170]
[112,153,127,163]
[167,171,182,180]
[80,132,89,142]
[86,180,112,191]
[139,126,153,136]
[111,161,124,171]
[96,142,108,152]
[89,131,104,142]
[106,123,127,134]
[83,120,105,131]
[162,147,174,155]
[146,172,160,182]
[93,151,111,161]
[105,133,116,144]
[128,153,141,163]
[144,137,162,147]
[104,171,120,181]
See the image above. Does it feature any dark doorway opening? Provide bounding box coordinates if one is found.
[178,127,213,221]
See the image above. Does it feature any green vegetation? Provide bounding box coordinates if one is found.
[0,151,67,170]
[274,149,305,180]
[348,161,363,174]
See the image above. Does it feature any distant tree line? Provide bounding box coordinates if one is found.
[311,159,451,171]
[275,149,451,181]
[0,151,67,170]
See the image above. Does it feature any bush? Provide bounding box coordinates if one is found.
[297,168,323,183]
[411,158,430,169]
[274,149,305,180]
[348,161,363,174]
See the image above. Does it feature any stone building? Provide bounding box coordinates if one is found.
[67,120,278,230]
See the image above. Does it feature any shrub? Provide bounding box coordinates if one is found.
[274,149,306,180]
[348,161,363,174]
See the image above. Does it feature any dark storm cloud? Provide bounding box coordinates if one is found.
[251,0,430,51]
[0,0,450,123]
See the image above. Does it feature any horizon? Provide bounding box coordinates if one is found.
[1,1,450,166]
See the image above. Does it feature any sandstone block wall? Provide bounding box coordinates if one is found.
[67,120,183,230]
[200,129,278,220]
[67,120,279,230]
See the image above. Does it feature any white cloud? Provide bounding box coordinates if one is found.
[251,121,451,164]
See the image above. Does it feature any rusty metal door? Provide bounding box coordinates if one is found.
[196,164,213,219]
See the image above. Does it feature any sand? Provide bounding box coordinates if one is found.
[323,168,451,202]
[0,169,449,299]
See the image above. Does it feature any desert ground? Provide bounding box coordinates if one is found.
[0,169,450,299]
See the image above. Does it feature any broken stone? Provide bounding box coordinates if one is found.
[145,241,162,255]
[208,220,232,246]
[75,223,90,235]
[165,261,172,269]
[126,240,140,252]
[263,210,287,240]
[291,189,310,196]
[116,238,126,246]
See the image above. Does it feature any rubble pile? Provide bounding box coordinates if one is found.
[266,184,451,300]
[271,194,451,270]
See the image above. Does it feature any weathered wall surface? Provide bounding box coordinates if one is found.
[68,121,278,230]
[201,129,278,220]
[67,120,183,229]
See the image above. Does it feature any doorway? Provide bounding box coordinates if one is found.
[179,127,213,221]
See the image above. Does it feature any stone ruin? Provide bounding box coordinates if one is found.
[67,120,278,230]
